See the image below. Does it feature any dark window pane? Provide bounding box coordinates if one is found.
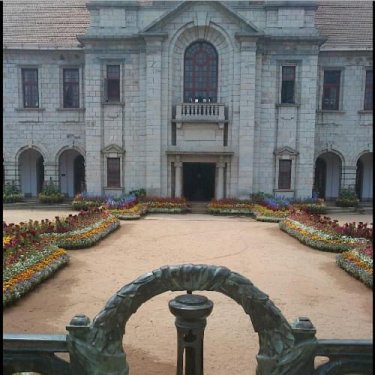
[107,158,120,187]
[22,68,39,108]
[278,160,292,189]
[63,68,79,108]
[281,66,295,104]
[184,41,218,102]
[364,70,373,110]
[106,65,120,102]
[322,70,341,110]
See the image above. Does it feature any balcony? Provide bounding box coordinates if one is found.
[175,103,226,123]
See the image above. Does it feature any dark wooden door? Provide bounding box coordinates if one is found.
[183,163,215,201]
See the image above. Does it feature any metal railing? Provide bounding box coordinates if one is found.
[3,264,373,374]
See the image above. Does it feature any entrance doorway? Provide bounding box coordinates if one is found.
[183,162,215,201]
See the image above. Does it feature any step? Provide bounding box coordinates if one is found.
[189,202,209,214]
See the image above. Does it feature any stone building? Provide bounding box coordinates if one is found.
[3,1,373,201]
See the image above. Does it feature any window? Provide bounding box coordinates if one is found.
[184,41,218,103]
[22,68,39,108]
[107,157,120,187]
[322,70,341,110]
[106,65,120,102]
[278,160,292,189]
[63,68,79,108]
[364,70,373,110]
[281,66,296,104]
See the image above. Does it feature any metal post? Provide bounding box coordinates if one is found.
[169,294,213,375]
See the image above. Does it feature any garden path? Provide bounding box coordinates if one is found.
[3,210,373,374]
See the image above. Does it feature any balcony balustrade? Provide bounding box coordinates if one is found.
[175,103,225,122]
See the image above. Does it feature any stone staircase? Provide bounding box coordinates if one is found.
[3,198,74,210]
[325,201,373,215]
[189,201,209,214]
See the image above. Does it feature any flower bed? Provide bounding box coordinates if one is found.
[141,197,191,213]
[3,229,69,307]
[336,246,373,288]
[252,204,290,222]
[3,244,69,306]
[3,208,120,306]
[110,203,147,220]
[279,213,369,252]
[207,199,253,215]
[42,215,120,249]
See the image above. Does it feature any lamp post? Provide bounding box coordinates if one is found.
[169,293,213,375]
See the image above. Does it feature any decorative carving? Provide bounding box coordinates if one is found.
[66,264,320,375]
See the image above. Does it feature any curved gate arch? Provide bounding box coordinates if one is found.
[67,264,318,375]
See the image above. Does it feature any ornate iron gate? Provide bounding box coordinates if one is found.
[3,264,373,374]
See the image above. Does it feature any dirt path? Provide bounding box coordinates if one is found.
[3,211,373,374]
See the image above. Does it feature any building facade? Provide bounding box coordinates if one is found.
[3,1,373,201]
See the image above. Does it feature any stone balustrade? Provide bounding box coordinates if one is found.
[175,103,225,122]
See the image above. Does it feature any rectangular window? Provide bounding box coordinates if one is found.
[281,66,295,104]
[63,68,79,108]
[364,70,373,110]
[322,70,341,110]
[278,160,292,190]
[22,68,39,108]
[107,158,121,187]
[106,65,120,102]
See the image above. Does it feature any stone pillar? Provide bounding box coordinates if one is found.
[3,160,18,188]
[216,161,225,200]
[145,36,164,196]
[175,160,183,198]
[84,57,103,195]
[237,36,258,198]
[341,165,357,192]
[43,161,59,188]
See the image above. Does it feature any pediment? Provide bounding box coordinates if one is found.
[101,144,125,154]
[274,146,299,156]
[141,1,260,35]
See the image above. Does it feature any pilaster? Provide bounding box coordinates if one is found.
[144,36,164,196]
[237,36,258,198]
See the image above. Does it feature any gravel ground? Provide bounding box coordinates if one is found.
[3,210,373,374]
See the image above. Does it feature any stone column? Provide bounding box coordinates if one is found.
[144,36,164,196]
[216,161,225,200]
[237,35,258,198]
[43,161,59,188]
[175,160,183,198]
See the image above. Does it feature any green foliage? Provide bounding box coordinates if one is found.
[336,189,359,207]
[39,179,64,203]
[128,188,146,197]
[251,191,274,203]
[3,181,23,202]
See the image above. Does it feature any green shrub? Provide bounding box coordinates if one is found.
[336,189,359,207]
[303,203,328,214]
[38,179,64,204]
[3,181,24,202]
[128,188,146,197]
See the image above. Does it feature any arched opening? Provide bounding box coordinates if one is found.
[314,152,342,200]
[314,157,326,199]
[356,152,373,201]
[19,149,44,197]
[74,154,85,195]
[184,41,218,103]
[59,149,85,197]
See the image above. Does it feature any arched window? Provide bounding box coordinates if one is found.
[184,41,218,103]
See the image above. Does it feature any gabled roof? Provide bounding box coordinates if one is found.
[2,1,373,51]
[3,0,89,49]
[316,1,373,51]
[142,1,260,34]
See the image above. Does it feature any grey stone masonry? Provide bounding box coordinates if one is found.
[3,1,373,201]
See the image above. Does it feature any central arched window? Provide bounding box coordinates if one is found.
[184,41,218,103]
